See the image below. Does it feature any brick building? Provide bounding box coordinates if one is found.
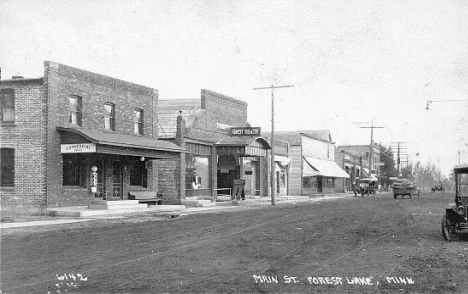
[0,62,184,216]
[158,90,272,200]
[334,149,370,192]
[336,144,381,178]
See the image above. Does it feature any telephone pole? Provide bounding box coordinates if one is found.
[253,84,294,206]
[391,142,407,177]
[360,118,384,176]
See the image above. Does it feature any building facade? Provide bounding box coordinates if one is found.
[269,130,349,195]
[336,144,381,178]
[0,62,184,215]
[158,90,272,200]
[334,149,370,191]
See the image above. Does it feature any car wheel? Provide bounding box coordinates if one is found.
[442,213,457,241]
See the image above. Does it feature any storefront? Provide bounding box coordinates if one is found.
[215,136,271,197]
[302,156,350,194]
[58,127,184,202]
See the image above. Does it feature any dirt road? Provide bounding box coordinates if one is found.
[1,192,467,293]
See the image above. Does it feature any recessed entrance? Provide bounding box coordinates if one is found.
[217,155,238,195]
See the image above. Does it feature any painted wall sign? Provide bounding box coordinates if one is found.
[217,123,235,130]
[61,143,97,153]
[228,127,261,136]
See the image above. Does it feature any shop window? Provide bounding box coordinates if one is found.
[1,148,14,187]
[186,154,209,189]
[133,109,143,135]
[130,159,147,187]
[327,177,335,188]
[104,102,115,131]
[302,176,317,189]
[68,95,82,126]
[63,154,85,186]
[1,89,15,122]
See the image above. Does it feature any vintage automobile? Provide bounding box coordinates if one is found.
[358,177,377,197]
[442,164,468,241]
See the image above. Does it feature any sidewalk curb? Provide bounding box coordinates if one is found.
[1,193,355,229]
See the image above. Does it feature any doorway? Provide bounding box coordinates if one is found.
[112,160,123,199]
[217,155,238,195]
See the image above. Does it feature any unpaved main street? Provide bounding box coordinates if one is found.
[1,192,467,294]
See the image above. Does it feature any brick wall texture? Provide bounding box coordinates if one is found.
[1,79,48,215]
[1,61,182,215]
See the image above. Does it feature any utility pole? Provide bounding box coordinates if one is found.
[253,84,294,206]
[391,142,407,177]
[360,118,384,177]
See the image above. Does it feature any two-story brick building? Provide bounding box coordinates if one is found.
[0,62,184,216]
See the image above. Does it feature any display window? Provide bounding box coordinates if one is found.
[302,176,317,188]
[63,154,86,187]
[186,154,210,190]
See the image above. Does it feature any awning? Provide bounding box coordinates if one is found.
[361,168,378,180]
[275,155,291,166]
[303,158,319,176]
[58,127,185,159]
[215,136,271,157]
[303,156,350,178]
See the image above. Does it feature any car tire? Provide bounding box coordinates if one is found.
[442,213,457,241]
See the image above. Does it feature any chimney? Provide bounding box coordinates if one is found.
[175,111,186,147]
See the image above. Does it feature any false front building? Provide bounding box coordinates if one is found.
[267,130,349,195]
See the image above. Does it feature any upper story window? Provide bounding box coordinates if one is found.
[1,89,15,122]
[104,103,115,131]
[1,148,14,187]
[68,95,82,126]
[133,109,143,135]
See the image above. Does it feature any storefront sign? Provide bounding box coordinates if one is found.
[228,127,261,136]
[61,143,96,153]
[217,123,235,130]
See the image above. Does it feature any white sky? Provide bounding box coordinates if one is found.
[1,0,467,176]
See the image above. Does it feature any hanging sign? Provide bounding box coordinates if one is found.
[61,143,96,153]
[228,127,261,136]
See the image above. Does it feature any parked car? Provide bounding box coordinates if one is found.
[442,164,468,241]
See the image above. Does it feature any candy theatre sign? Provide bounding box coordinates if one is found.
[61,143,97,153]
[229,127,261,136]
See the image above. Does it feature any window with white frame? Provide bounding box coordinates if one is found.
[133,109,143,134]
[68,95,82,126]
[104,102,115,130]
[1,89,15,122]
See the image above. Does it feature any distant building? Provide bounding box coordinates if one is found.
[0,62,184,216]
[336,144,381,175]
[267,130,349,195]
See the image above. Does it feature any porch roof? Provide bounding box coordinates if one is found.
[57,127,186,158]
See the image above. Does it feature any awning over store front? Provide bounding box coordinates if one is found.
[275,155,291,166]
[362,168,377,181]
[215,136,271,157]
[57,127,186,159]
[303,156,350,178]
